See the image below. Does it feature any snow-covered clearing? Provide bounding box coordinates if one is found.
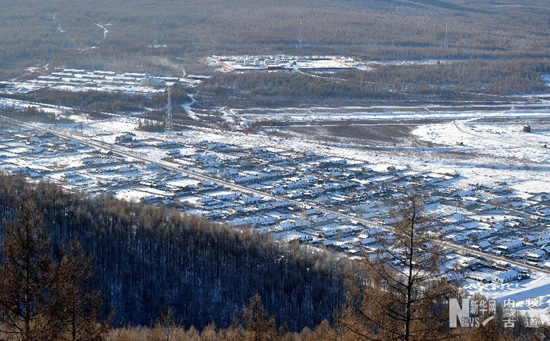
[183,95,198,120]
[464,274,550,323]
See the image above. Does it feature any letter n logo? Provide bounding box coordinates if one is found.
[449,298,470,328]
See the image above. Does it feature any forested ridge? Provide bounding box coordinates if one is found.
[1,0,550,72]
[0,174,345,331]
[198,59,550,107]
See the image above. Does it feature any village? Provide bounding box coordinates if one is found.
[1,63,550,318]
[1,118,550,291]
[208,55,362,72]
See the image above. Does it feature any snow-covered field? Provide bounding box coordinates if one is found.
[464,273,550,323]
[412,115,550,190]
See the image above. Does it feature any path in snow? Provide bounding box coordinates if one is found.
[95,23,109,40]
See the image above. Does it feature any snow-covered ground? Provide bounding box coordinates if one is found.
[412,116,550,191]
[464,273,550,323]
[229,104,550,124]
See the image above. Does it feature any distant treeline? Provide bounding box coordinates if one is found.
[197,59,549,107]
[0,174,345,331]
[4,85,190,114]
[1,0,550,71]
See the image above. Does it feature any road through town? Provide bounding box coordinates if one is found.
[4,114,550,276]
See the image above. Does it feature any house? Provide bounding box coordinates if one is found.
[494,270,520,283]
[497,240,523,253]
[525,249,545,262]
[443,225,458,234]
[467,272,493,283]
[242,196,262,204]
[116,133,135,144]
[479,240,491,250]
[447,233,467,243]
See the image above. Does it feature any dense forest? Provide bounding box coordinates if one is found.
[0,174,346,331]
[197,59,550,107]
[0,0,549,72]
[3,84,191,114]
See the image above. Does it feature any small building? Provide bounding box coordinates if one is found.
[115,133,135,144]
[479,240,491,250]
[525,249,545,262]
[494,270,519,283]
[497,240,523,253]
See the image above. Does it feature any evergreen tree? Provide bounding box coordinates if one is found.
[0,195,110,341]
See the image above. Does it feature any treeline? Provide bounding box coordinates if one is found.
[0,174,345,331]
[198,59,549,107]
[0,106,73,124]
[2,0,550,71]
[350,59,548,95]
[4,84,190,114]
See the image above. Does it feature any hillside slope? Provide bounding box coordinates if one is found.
[0,174,345,330]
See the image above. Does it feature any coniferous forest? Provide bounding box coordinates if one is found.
[0,174,345,331]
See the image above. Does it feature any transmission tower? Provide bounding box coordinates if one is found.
[444,23,448,49]
[298,19,303,44]
[153,18,158,47]
[165,85,173,134]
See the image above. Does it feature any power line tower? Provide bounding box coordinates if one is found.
[444,23,448,49]
[296,18,303,49]
[165,85,173,134]
[298,19,303,45]
[153,18,158,47]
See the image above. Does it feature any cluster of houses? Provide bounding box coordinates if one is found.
[434,185,550,272]
[34,68,185,93]
[1,124,549,285]
[210,55,358,72]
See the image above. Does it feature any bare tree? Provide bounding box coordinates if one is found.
[52,240,111,341]
[0,199,59,341]
[241,293,278,341]
[150,308,185,341]
[339,192,460,341]
[0,197,110,341]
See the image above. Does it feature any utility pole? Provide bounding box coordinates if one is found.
[299,19,303,44]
